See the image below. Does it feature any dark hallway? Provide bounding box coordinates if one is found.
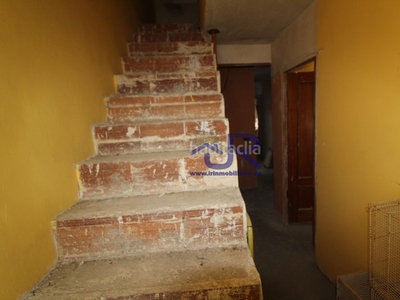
[241,169,336,299]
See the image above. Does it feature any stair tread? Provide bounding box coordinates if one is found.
[115,71,220,95]
[127,41,213,56]
[124,53,213,59]
[107,91,222,102]
[128,41,211,46]
[80,150,201,164]
[94,117,227,127]
[26,247,260,300]
[56,187,243,222]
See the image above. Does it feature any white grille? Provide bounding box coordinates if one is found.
[337,272,371,299]
[369,200,400,299]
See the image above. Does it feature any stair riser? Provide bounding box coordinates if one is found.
[93,119,228,155]
[133,285,261,300]
[128,42,213,56]
[96,136,228,156]
[138,23,200,33]
[116,76,220,95]
[132,32,205,43]
[77,155,238,200]
[107,102,224,123]
[123,55,215,73]
[94,120,228,140]
[105,94,224,122]
[54,206,244,261]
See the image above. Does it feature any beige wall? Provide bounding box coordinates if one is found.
[155,0,199,24]
[270,1,317,221]
[271,1,317,75]
[316,0,400,281]
[0,1,153,298]
[218,43,271,65]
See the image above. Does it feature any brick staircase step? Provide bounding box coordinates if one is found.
[115,71,220,95]
[76,151,238,200]
[53,187,245,261]
[106,93,225,123]
[128,41,213,57]
[138,23,200,33]
[26,247,262,300]
[93,118,229,156]
[133,32,206,43]
[123,54,215,73]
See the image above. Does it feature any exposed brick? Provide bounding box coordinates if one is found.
[54,200,244,260]
[139,122,184,138]
[128,41,213,57]
[106,106,150,122]
[105,94,224,122]
[184,155,209,173]
[116,76,219,95]
[133,159,180,182]
[141,139,189,153]
[184,93,223,103]
[107,95,153,106]
[150,104,185,119]
[97,141,141,156]
[77,162,132,196]
[185,102,224,118]
[171,32,205,42]
[139,76,220,95]
[117,81,150,94]
[93,124,140,141]
[185,119,228,136]
[123,55,215,73]
[132,33,168,43]
[139,23,200,33]
[155,95,184,104]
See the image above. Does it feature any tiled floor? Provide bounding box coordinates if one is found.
[241,168,336,300]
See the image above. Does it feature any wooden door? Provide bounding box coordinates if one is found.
[287,72,315,223]
[220,67,257,188]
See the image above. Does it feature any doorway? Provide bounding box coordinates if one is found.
[219,65,272,189]
[286,60,316,224]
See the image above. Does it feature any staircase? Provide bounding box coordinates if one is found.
[26,23,262,300]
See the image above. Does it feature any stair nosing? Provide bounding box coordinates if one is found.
[26,247,260,300]
[93,117,228,127]
[105,91,223,101]
[117,70,218,78]
[123,53,215,59]
[55,187,243,222]
[77,150,205,164]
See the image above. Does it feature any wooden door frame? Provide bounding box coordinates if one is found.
[284,57,317,229]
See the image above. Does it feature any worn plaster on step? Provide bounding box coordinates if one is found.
[195,120,216,135]
[126,126,137,138]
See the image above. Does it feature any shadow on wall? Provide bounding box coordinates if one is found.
[255,66,273,168]
[154,0,200,24]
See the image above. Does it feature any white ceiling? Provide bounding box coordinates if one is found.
[203,0,315,44]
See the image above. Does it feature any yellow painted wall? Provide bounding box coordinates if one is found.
[0,1,153,298]
[316,0,400,280]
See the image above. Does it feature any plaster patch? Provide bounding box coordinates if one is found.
[178,158,187,184]
[126,127,137,138]
[195,120,215,135]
